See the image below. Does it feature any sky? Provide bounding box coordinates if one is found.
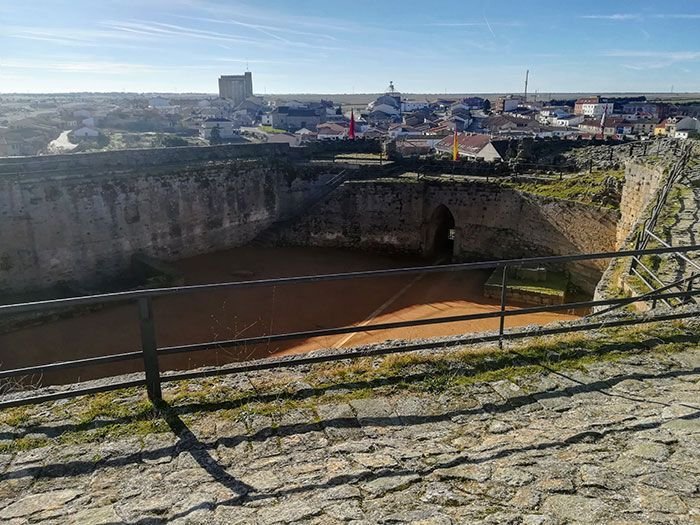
[1,0,699,94]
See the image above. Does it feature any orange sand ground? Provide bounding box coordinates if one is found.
[0,247,580,385]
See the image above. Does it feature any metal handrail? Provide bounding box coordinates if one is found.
[1,244,699,409]
[2,244,697,316]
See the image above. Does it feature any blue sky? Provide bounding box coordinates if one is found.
[1,0,699,94]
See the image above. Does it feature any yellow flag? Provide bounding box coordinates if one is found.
[452,128,459,161]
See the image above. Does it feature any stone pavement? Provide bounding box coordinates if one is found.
[0,339,698,524]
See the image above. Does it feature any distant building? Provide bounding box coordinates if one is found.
[401,99,429,112]
[317,123,348,140]
[553,115,584,127]
[218,72,253,105]
[632,119,658,136]
[269,107,323,131]
[622,102,668,120]
[435,133,508,162]
[574,96,614,117]
[494,95,522,113]
[200,117,236,139]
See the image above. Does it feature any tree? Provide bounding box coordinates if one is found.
[483,99,491,113]
[209,125,222,145]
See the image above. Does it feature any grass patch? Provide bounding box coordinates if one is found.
[503,169,624,208]
[485,270,569,298]
[0,321,696,453]
[259,125,288,134]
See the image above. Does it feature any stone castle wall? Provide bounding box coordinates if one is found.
[273,179,619,293]
[0,156,335,294]
[0,143,294,175]
[616,161,667,247]
[594,155,691,304]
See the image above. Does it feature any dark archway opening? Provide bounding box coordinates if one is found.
[427,204,456,260]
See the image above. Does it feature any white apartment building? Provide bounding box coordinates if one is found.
[580,102,614,117]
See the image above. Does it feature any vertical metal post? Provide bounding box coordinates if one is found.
[499,265,508,349]
[138,297,162,402]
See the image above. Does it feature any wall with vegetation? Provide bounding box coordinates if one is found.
[273,178,618,293]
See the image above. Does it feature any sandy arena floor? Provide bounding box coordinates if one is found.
[0,247,580,384]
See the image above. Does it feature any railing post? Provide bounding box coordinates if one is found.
[499,265,508,349]
[138,297,162,402]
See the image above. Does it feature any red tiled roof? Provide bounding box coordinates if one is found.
[435,133,491,154]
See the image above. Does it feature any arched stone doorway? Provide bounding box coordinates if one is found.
[424,204,456,260]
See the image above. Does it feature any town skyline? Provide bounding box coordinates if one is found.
[2,0,700,94]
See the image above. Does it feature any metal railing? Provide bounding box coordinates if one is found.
[633,143,692,254]
[1,244,699,409]
[627,144,695,305]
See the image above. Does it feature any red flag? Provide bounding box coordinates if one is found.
[349,109,356,140]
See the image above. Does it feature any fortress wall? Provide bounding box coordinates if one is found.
[0,157,333,294]
[0,143,293,175]
[616,161,666,247]
[274,179,619,293]
[594,160,681,303]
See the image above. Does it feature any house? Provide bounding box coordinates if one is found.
[553,115,584,127]
[200,117,236,139]
[371,103,400,116]
[582,118,629,138]
[366,109,399,125]
[294,127,317,142]
[674,117,700,139]
[394,137,443,156]
[578,119,604,135]
[482,115,544,137]
[72,126,100,138]
[622,102,668,120]
[654,120,669,136]
[435,133,509,162]
[462,97,487,110]
[401,99,429,112]
[494,95,522,113]
[632,119,658,136]
[574,96,614,117]
[360,127,385,139]
[317,123,347,140]
[269,107,322,131]
[676,116,700,132]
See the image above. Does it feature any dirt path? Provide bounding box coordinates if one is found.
[46,130,78,153]
[0,247,580,385]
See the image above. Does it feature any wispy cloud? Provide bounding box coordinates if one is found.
[5,26,150,48]
[428,21,522,27]
[102,20,339,52]
[483,16,497,39]
[603,49,700,70]
[652,14,700,19]
[581,13,700,21]
[604,50,700,60]
[179,15,338,42]
[0,58,230,75]
[580,14,641,20]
